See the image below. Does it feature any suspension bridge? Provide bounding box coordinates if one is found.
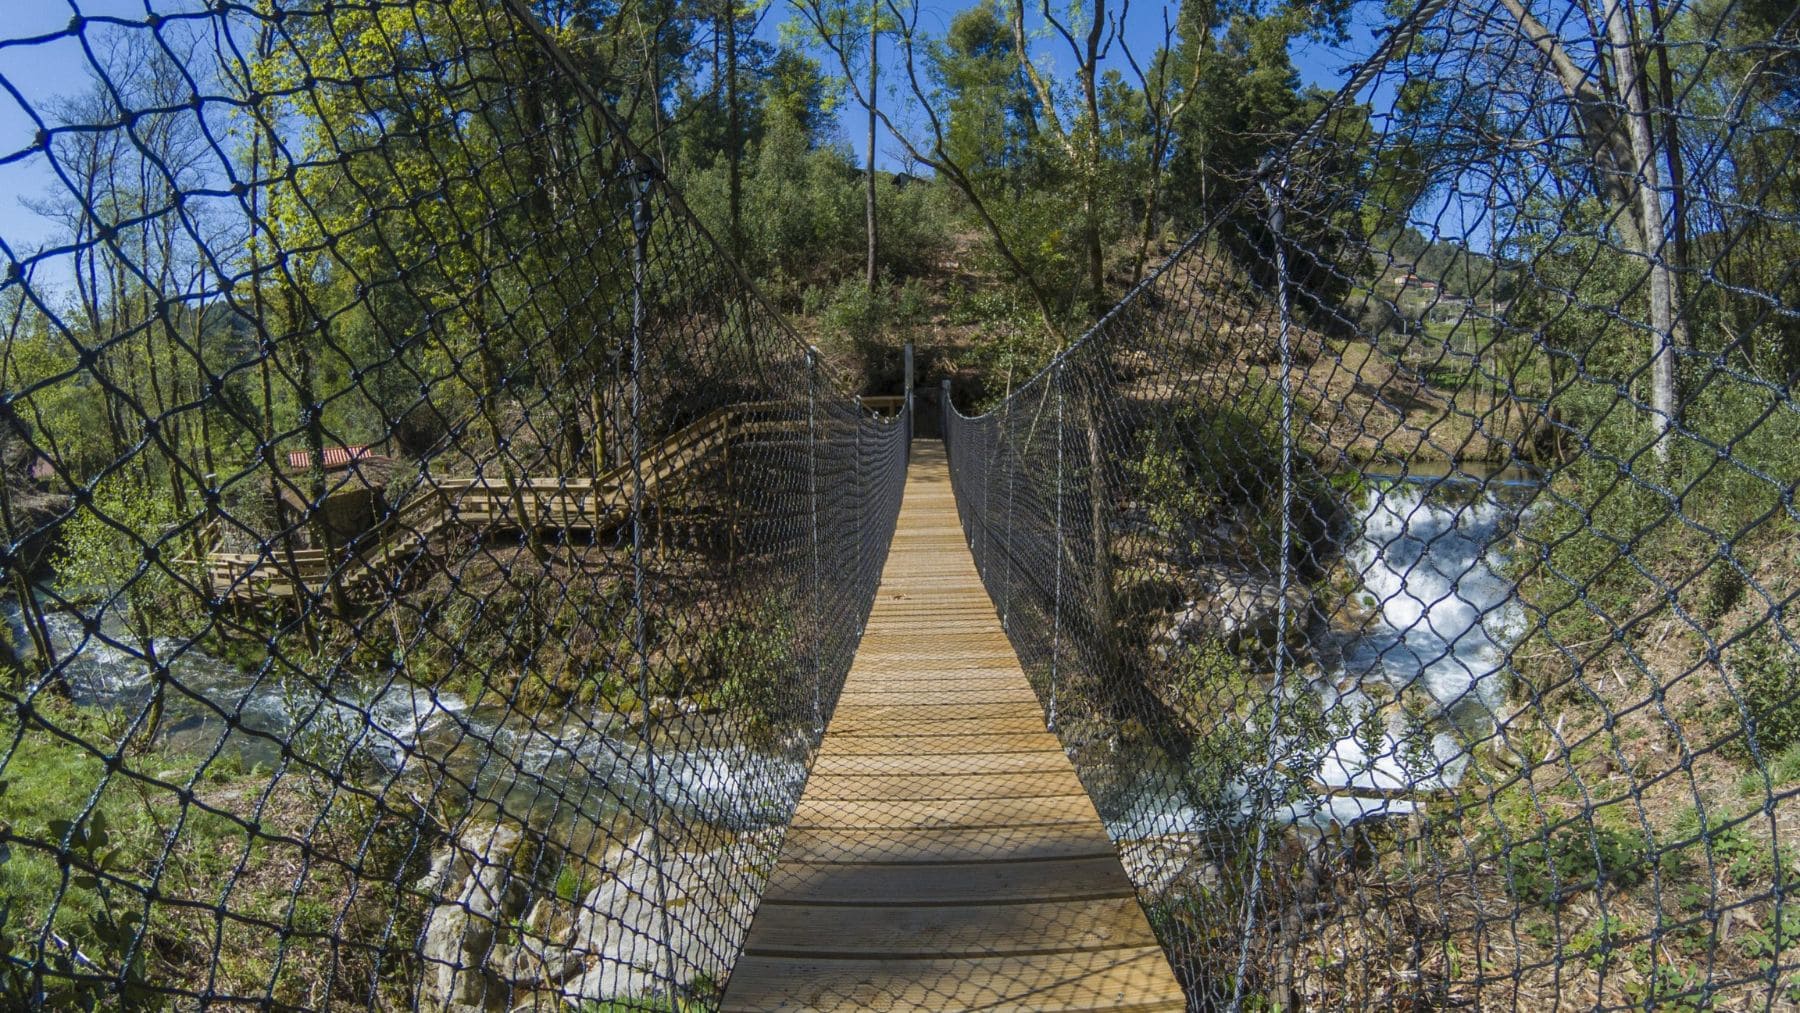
[721,441,1185,1010]
[1,1,1795,1010]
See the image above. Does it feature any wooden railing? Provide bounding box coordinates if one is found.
[205,401,810,602]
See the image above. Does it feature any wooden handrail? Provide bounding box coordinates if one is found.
[206,401,806,602]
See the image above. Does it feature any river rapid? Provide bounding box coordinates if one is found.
[1103,471,1536,839]
[0,598,809,835]
[5,469,1533,845]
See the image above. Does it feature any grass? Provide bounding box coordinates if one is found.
[0,696,430,1008]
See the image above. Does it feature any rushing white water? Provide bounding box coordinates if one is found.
[1,597,806,829]
[1344,481,1526,711]
[1099,475,1534,840]
[1308,478,1529,794]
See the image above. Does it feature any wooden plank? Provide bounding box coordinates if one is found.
[741,896,1159,958]
[802,770,1090,802]
[763,855,1138,905]
[809,752,1072,776]
[836,686,1042,707]
[836,669,1039,686]
[822,714,1052,738]
[776,825,1118,865]
[791,795,1106,831]
[724,948,1186,1012]
[830,702,1049,722]
[810,732,1065,756]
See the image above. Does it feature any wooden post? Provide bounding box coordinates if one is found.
[725,412,736,580]
[940,378,952,449]
[592,387,606,478]
[902,342,914,450]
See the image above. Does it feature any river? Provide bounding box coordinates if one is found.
[1102,470,1537,839]
[5,468,1533,843]
[0,598,809,834]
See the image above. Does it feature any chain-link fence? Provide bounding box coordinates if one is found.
[946,0,1799,1008]
[0,2,905,1008]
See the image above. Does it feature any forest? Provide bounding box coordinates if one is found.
[0,0,1796,1008]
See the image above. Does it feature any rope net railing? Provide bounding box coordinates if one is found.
[945,0,1798,1008]
[0,2,906,1008]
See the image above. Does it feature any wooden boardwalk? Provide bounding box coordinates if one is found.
[723,442,1185,1011]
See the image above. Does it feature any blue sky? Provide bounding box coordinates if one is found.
[763,0,1392,170]
[0,0,1395,296]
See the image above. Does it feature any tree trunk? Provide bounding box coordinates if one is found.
[1131,128,1169,286]
[1081,2,1106,308]
[1603,0,1682,460]
[289,288,353,615]
[865,0,879,291]
[725,0,742,255]
[1645,0,1692,354]
[1080,382,1112,650]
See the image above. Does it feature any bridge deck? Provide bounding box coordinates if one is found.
[723,442,1185,1011]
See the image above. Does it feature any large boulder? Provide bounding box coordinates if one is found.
[557,828,781,1005]
[1116,833,1221,899]
[414,822,784,1009]
[1157,564,1311,660]
[416,822,532,1012]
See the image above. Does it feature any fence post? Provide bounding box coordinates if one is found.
[625,157,679,994]
[1000,388,1014,630]
[903,342,914,454]
[855,395,867,636]
[724,409,736,581]
[807,346,823,737]
[1049,367,1064,733]
[1231,167,1299,1013]
[940,378,952,451]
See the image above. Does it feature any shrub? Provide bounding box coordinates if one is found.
[0,698,428,1007]
[1720,629,1800,762]
[1495,821,1653,906]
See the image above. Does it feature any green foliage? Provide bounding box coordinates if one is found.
[1622,949,1710,1012]
[0,797,152,1009]
[654,603,801,743]
[1127,397,1333,571]
[1493,821,1654,907]
[1739,741,1800,797]
[1512,370,1800,699]
[554,863,592,905]
[0,696,428,1006]
[1737,906,1800,969]
[1169,640,1264,822]
[683,113,947,299]
[1569,914,1635,971]
[820,276,932,350]
[1691,820,1784,889]
[55,475,206,640]
[1719,630,1800,762]
[1133,424,1225,553]
[0,702,207,1007]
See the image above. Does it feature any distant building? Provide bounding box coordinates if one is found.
[1393,273,1439,292]
[27,453,55,485]
[286,445,378,472]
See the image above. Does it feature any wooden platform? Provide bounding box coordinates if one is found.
[722,442,1185,1011]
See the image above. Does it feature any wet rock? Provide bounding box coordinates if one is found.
[558,828,781,1005]
[500,900,582,991]
[1117,833,1221,898]
[417,824,786,1007]
[1157,566,1310,658]
[417,822,531,1012]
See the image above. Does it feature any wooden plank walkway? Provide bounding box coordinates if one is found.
[723,441,1185,1011]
